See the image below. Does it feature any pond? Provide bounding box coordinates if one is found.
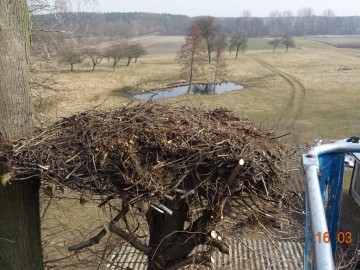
[133,82,244,100]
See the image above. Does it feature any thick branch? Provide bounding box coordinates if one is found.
[68,229,106,252]
[68,204,129,252]
[108,222,152,255]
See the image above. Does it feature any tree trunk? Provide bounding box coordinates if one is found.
[235,45,240,59]
[70,63,74,71]
[0,1,33,141]
[0,1,43,269]
[0,178,43,270]
[127,58,131,66]
[207,43,211,63]
[146,200,193,269]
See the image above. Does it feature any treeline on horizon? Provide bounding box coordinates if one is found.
[32,10,360,39]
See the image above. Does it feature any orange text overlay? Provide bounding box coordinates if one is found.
[316,232,352,244]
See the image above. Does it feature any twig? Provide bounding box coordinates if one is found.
[92,97,109,110]
[156,203,173,215]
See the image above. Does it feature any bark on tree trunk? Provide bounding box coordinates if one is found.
[0,1,33,141]
[187,46,195,93]
[207,43,211,63]
[235,46,240,60]
[0,178,43,270]
[146,200,194,270]
[0,1,43,269]
[145,206,221,270]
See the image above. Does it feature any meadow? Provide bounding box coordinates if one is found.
[40,35,360,146]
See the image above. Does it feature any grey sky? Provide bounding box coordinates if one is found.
[78,0,360,17]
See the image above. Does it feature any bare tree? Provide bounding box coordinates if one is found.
[282,36,296,52]
[239,10,253,38]
[296,8,315,36]
[194,16,218,63]
[0,1,43,269]
[268,37,283,53]
[281,11,294,37]
[230,35,247,59]
[107,44,125,70]
[321,9,337,34]
[122,42,147,66]
[268,10,282,37]
[82,47,102,71]
[59,45,83,71]
[212,36,228,89]
[132,42,147,63]
[176,23,207,91]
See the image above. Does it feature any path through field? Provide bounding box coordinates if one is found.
[249,55,307,143]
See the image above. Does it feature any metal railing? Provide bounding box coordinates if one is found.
[302,138,360,269]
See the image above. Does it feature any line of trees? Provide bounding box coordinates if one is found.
[59,42,147,71]
[32,10,360,39]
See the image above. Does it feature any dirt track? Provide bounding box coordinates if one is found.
[249,55,306,143]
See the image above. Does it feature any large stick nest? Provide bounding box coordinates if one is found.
[2,103,292,228]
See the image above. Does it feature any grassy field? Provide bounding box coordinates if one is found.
[305,35,360,49]
[37,36,360,269]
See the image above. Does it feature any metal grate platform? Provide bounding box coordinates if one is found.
[106,238,303,270]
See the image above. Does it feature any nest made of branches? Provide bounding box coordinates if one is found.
[2,102,293,229]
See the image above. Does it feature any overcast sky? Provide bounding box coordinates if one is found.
[76,0,360,17]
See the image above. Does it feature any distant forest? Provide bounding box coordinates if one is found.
[32,11,360,39]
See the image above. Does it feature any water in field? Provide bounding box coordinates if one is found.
[133,82,244,100]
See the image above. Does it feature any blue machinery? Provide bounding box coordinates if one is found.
[302,138,360,269]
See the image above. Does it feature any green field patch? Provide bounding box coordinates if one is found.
[247,38,274,50]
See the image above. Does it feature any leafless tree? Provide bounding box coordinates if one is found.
[268,37,283,53]
[282,36,296,52]
[193,16,218,63]
[239,10,253,38]
[82,47,102,71]
[268,10,282,37]
[296,8,315,36]
[212,36,228,90]
[176,23,207,91]
[321,9,337,34]
[281,11,294,37]
[230,35,247,59]
[122,42,147,66]
[106,44,125,70]
[132,43,147,63]
[59,45,83,71]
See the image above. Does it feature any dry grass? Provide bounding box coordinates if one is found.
[41,36,360,145]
